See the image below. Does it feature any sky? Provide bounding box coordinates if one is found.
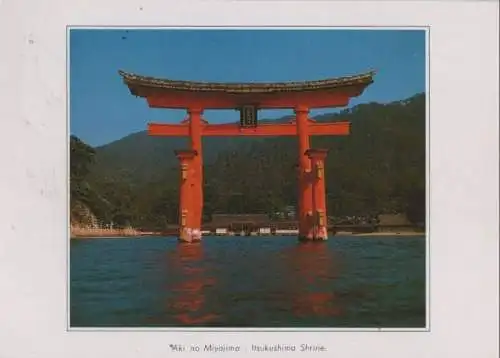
[70,29,426,147]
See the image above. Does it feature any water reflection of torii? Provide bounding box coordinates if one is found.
[164,243,219,326]
[286,243,343,320]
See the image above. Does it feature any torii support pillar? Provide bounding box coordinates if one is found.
[174,149,201,243]
[306,149,329,241]
[295,106,314,241]
[188,108,204,236]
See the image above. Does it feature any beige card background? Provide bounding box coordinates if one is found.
[1,0,498,357]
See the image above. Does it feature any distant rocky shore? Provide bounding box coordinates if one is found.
[70,225,159,239]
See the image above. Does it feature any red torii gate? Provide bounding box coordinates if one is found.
[119,70,375,242]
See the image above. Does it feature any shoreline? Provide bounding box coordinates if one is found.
[349,232,425,237]
[71,234,158,239]
[70,231,425,239]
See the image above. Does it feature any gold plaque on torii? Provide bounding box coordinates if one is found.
[239,105,258,128]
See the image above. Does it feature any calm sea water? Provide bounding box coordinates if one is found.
[70,235,426,328]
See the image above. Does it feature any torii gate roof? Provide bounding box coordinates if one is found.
[119,70,375,109]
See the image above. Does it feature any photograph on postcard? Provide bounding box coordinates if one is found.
[69,28,427,328]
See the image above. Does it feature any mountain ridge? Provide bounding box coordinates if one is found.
[72,92,426,231]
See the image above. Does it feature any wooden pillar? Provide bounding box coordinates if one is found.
[174,149,201,243]
[294,106,313,241]
[306,149,329,241]
[188,108,204,235]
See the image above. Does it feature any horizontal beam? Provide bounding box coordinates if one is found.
[148,122,350,137]
[146,91,353,109]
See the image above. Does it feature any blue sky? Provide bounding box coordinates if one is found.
[70,29,426,147]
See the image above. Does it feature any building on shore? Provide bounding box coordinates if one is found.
[159,212,424,237]
[376,213,421,233]
[205,214,299,236]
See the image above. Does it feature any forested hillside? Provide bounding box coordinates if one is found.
[71,92,426,231]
